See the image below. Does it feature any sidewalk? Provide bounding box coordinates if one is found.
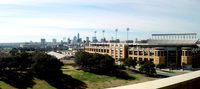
[127,66,192,77]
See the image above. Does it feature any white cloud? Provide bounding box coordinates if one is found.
[0,0,200,42]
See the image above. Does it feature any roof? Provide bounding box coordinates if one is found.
[47,51,66,59]
[152,33,197,36]
[147,39,198,46]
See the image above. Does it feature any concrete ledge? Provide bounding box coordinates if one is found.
[108,70,200,89]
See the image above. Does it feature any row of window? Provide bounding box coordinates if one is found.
[182,51,192,56]
[111,44,123,47]
[129,57,154,62]
[86,48,109,53]
[129,51,154,56]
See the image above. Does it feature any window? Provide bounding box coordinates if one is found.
[134,57,137,60]
[144,58,148,62]
[150,58,154,62]
[104,49,106,52]
[129,51,133,55]
[185,51,188,56]
[150,51,154,56]
[134,51,138,55]
[107,49,109,53]
[144,51,148,56]
[139,58,142,61]
[158,51,161,56]
[139,51,143,55]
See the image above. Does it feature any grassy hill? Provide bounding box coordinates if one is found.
[0,66,158,89]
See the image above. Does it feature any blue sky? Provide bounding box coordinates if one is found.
[0,0,200,42]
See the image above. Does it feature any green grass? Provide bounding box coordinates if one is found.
[0,81,16,89]
[0,66,158,89]
[0,79,56,89]
[30,79,56,89]
[63,68,157,89]
[64,69,117,82]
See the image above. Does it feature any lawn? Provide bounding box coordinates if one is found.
[62,66,158,89]
[0,66,159,89]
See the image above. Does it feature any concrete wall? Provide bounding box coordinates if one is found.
[108,70,200,89]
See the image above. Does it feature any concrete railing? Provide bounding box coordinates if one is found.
[108,70,200,89]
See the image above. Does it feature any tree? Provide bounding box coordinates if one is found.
[17,52,33,70]
[74,51,92,69]
[31,53,64,77]
[9,48,19,56]
[96,54,115,73]
[124,58,137,68]
[139,61,156,75]
[156,64,166,70]
[75,51,115,74]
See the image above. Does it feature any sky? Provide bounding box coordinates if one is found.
[0,0,200,43]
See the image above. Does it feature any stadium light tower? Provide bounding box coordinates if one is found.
[102,30,105,42]
[94,30,97,53]
[94,30,97,44]
[115,29,118,40]
[126,28,130,41]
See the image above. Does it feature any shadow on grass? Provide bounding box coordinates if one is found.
[36,73,87,89]
[83,69,136,80]
[0,71,35,89]
[0,71,87,89]
[108,70,136,80]
[129,69,168,78]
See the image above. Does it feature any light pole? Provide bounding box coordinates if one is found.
[126,28,130,59]
[102,30,105,41]
[94,30,97,53]
[115,29,118,41]
[126,28,130,42]
[102,30,105,47]
[94,30,97,42]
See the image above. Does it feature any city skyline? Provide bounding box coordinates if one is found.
[0,0,200,42]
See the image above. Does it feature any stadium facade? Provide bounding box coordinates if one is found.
[85,33,200,68]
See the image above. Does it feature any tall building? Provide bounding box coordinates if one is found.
[67,37,71,44]
[100,38,107,43]
[63,37,66,42]
[86,37,90,43]
[77,33,80,40]
[41,38,46,48]
[92,37,98,43]
[73,36,77,44]
[77,33,82,43]
[52,38,57,44]
[85,33,200,68]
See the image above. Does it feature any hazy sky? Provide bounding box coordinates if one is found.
[0,0,200,42]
